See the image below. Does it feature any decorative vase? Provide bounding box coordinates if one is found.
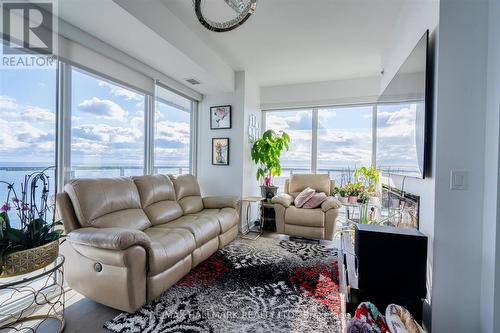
[260,185,278,201]
[0,240,59,278]
[348,196,358,204]
[340,196,349,204]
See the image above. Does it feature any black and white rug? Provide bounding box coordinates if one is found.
[104,237,341,333]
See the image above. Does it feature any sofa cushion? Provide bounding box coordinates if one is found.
[65,178,151,230]
[143,228,195,276]
[153,215,220,247]
[133,175,183,225]
[189,208,238,233]
[303,192,328,209]
[285,206,325,227]
[294,187,315,208]
[170,174,203,214]
[288,174,331,197]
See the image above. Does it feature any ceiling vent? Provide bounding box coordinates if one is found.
[185,78,201,85]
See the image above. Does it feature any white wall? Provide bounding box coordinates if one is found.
[197,72,245,197]
[242,72,262,198]
[380,1,438,330]
[480,0,500,331]
[197,71,262,198]
[260,76,380,110]
[380,0,439,92]
[431,0,488,332]
[197,71,262,228]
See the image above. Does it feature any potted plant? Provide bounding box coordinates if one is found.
[0,169,63,278]
[335,187,349,204]
[251,129,290,200]
[354,166,380,194]
[345,182,362,204]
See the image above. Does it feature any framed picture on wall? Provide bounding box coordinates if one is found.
[210,105,231,129]
[212,138,230,165]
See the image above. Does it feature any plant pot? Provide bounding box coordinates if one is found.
[339,196,349,204]
[0,240,59,278]
[348,196,358,204]
[260,185,278,200]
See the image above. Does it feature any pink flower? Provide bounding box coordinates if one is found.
[0,203,11,212]
[21,203,30,211]
[12,196,19,203]
[264,175,271,187]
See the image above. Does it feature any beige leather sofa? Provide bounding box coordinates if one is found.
[271,174,341,240]
[56,174,239,313]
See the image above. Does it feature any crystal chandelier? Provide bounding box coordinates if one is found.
[193,0,257,32]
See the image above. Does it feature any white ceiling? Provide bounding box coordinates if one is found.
[163,0,404,87]
[57,0,404,94]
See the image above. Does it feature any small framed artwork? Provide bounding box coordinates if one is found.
[212,138,230,165]
[210,105,231,129]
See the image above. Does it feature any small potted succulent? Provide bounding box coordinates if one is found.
[0,168,63,278]
[345,182,362,204]
[335,187,349,204]
[251,129,290,200]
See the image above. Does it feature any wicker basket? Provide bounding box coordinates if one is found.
[0,240,59,278]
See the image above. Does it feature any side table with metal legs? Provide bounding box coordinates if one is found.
[240,196,265,240]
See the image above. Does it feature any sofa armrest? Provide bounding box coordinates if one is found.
[67,227,151,251]
[321,196,342,212]
[203,196,239,209]
[272,193,294,208]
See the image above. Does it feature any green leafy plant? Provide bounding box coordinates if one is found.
[354,166,379,192]
[251,130,290,185]
[344,182,363,197]
[0,169,63,258]
[334,187,347,197]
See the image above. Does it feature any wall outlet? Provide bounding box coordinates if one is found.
[450,170,467,190]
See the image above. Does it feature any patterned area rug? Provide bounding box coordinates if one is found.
[104,237,341,333]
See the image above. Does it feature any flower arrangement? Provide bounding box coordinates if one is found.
[354,165,379,193]
[0,168,62,263]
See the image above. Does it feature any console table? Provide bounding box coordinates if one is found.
[0,255,65,332]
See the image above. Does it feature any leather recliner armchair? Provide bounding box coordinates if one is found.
[271,174,342,240]
[56,174,239,313]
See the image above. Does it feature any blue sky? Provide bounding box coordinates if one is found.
[0,66,191,173]
[266,105,373,169]
[265,103,420,172]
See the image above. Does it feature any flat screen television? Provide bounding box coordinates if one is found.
[377,30,430,178]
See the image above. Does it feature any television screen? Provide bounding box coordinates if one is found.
[377,31,429,178]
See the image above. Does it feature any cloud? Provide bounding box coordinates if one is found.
[78,97,127,121]
[23,106,55,122]
[98,81,143,102]
[0,95,18,110]
[72,124,142,144]
[0,119,54,152]
[266,111,313,130]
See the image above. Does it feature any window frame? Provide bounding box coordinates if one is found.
[262,103,377,176]
[152,84,196,176]
[56,63,198,190]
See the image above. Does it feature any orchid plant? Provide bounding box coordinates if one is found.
[0,168,62,258]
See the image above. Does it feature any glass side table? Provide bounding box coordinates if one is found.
[0,255,65,332]
[240,196,265,240]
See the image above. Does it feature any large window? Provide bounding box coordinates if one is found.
[265,109,313,188]
[154,86,192,175]
[0,66,57,227]
[70,68,146,178]
[264,105,374,187]
[317,105,373,183]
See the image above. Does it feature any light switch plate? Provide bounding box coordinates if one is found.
[450,170,467,190]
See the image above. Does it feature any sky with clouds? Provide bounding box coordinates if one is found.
[266,105,374,170]
[0,66,191,178]
[265,103,421,175]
